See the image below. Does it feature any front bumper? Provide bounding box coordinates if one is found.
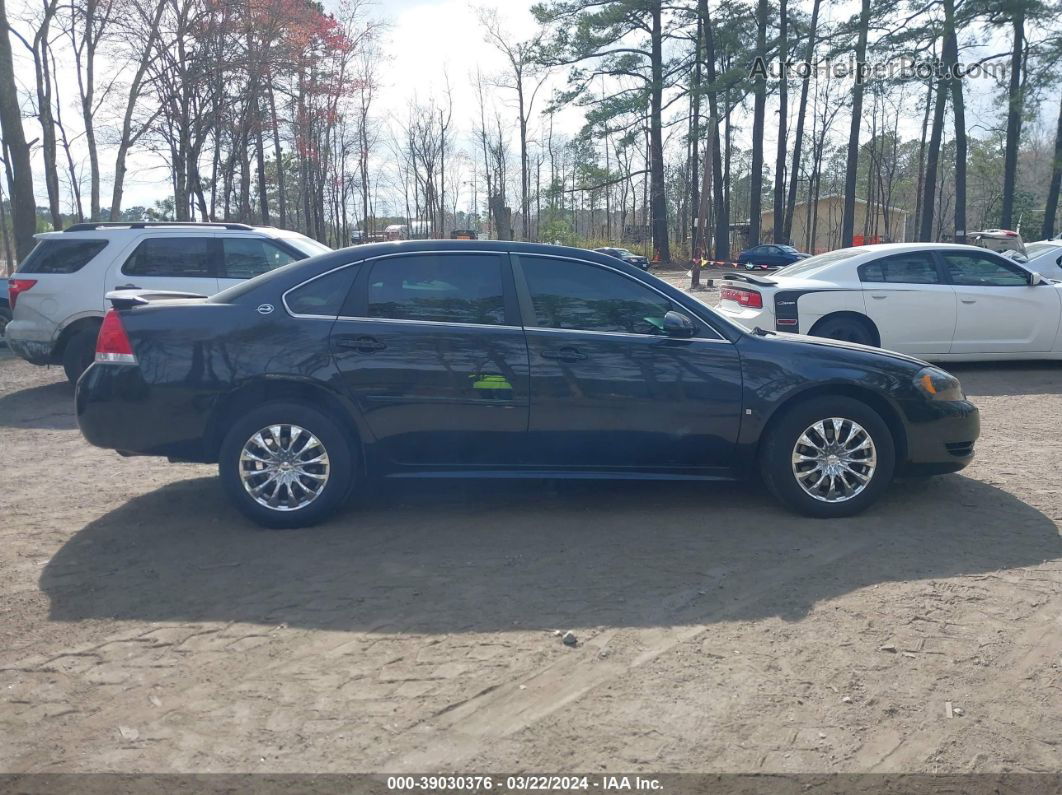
[77,362,213,460]
[898,398,980,475]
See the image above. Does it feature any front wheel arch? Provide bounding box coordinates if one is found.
[808,312,881,348]
[756,384,908,469]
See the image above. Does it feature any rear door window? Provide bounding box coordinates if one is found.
[123,237,217,277]
[221,238,300,279]
[18,239,107,273]
[365,253,508,325]
[859,252,941,284]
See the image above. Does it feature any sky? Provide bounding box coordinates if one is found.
[6,0,1058,218]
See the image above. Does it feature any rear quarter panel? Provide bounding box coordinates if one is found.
[79,300,347,459]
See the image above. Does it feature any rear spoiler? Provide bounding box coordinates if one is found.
[721,272,778,287]
[105,289,208,310]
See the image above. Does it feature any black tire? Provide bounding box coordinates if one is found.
[218,401,354,529]
[62,328,99,384]
[0,306,11,346]
[760,396,896,518]
[812,315,876,347]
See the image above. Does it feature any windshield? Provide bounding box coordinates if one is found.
[615,249,635,257]
[775,247,867,277]
[283,234,332,257]
[777,245,798,253]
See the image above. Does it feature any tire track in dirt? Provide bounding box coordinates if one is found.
[388,534,876,770]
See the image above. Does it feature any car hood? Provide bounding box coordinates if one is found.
[762,330,931,368]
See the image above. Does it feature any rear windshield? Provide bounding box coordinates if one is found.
[18,238,108,273]
[210,256,335,303]
[777,247,867,277]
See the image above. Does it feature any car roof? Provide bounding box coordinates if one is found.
[33,223,296,241]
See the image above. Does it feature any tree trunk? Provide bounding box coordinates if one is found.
[783,0,820,241]
[772,0,787,243]
[840,0,871,247]
[919,69,948,242]
[0,0,37,259]
[1042,92,1062,239]
[648,0,669,262]
[748,0,768,246]
[942,0,966,243]
[700,4,727,261]
[688,9,702,259]
[1000,9,1024,229]
[913,77,933,241]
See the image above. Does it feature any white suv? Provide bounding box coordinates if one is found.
[7,222,331,382]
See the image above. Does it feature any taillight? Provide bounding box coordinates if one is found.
[95,309,137,364]
[8,278,37,309]
[720,286,763,309]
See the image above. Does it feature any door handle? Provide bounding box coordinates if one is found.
[870,294,887,300]
[960,299,977,304]
[333,335,386,353]
[115,283,140,290]
[541,346,586,362]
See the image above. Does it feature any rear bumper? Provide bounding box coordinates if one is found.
[6,320,55,364]
[898,398,979,475]
[76,362,214,460]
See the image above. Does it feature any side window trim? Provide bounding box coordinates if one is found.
[510,252,726,342]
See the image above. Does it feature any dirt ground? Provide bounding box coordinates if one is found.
[1,332,1061,775]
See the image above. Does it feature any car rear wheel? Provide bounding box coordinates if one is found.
[812,315,876,347]
[218,402,353,528]
[0,306,10,345]
[760,396,895,518]
[62,328,99,384]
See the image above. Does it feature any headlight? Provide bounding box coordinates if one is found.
[914,366,964,401]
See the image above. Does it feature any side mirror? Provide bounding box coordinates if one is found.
[1030,271,1043,286]
[663,310,695,338]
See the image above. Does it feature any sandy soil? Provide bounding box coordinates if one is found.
[1,341,1061,775]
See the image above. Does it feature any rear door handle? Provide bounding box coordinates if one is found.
[541,346,586,362]
[115,283,140,290]
[870,294,887,300]
[961,299,977,304]
[333,335,386,353]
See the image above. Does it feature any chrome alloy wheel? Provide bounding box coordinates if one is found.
[239,424,330,511]
[791,418,877,503]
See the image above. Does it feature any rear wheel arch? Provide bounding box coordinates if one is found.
[809,311,881,347]
[54,314,104,359]
[757,384,908,466]
[206,379,366,467]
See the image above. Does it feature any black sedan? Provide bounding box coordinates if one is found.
[594,246,650,270]
[77,240,979,528]
[737,244,809,269]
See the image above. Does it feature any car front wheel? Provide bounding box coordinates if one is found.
[760,397,895,518]
[218,402,353,528]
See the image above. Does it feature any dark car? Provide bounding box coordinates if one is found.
[737,244,809,270]
[594,247,650,270]
[77,240,979,528]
